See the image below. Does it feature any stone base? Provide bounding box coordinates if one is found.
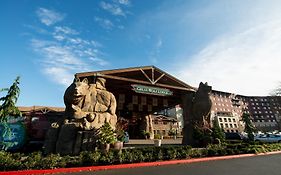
[44,123,99,155]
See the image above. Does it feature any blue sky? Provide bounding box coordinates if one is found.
[1,0,281,107]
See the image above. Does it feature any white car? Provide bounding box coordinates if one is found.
[254,134,281,143]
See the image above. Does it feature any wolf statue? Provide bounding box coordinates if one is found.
[44,77,117,155]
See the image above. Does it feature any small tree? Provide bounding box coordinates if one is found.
[242,113,256,141]
[211,118,225,144]
[270,83,281,96]
[0,76,22,150]
[0,76,22,122]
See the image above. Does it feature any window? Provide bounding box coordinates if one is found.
[224,118,227,122]
[219,118,222,122]
[228,118,231,122]
[234,124,237,128]
[225,124,229,128]
[230,124,233,128]
[233,119,236,122]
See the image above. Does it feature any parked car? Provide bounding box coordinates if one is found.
[225,132,247,141]
[254,134,281,143]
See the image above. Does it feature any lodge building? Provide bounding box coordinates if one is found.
[18,66,281,140]
[75,66,195,138]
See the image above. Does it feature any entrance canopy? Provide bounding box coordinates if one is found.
[75,66,195,114]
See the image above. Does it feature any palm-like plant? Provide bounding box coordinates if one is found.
[97,122,116,145]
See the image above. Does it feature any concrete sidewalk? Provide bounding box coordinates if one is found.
[123,138,182,148]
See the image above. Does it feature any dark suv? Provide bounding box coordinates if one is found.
[225,132,247,140]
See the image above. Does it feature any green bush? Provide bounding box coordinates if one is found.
[2,143,281,171]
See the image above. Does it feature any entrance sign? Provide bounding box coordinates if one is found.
[131,84,173,96]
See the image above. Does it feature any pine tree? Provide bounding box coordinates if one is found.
[0,76,22,150]
[212,117,225,143]
[270,83,281,96]
[242,113,256,141]
[0,76,22,122]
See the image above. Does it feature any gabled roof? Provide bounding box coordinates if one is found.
[75,66,195,91]
[18,106,65,113]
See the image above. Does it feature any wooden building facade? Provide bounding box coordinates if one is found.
[75,66,195,138]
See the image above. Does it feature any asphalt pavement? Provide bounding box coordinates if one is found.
[61,153,281,175]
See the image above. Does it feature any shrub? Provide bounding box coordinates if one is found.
[154,134,161,139]
[2,143,281,171]
[80,151,101,166]
[97,122,116,145]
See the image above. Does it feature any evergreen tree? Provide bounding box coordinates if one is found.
[0,76,22,150]
[0,76,22,122]
[212,117,225,143]
[242,113,256,141]
[270,82,281,96]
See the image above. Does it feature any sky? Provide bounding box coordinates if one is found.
[0,0,281,107]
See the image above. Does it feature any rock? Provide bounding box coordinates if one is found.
[45,77,118,155]
[56,122,79,155]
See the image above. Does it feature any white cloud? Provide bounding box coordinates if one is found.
[89,57,109,66]
[95,17,114,29]
[100,1,125,16]
[176,20,281,96]
[31,39,89,86]
[31,23,108,86]
[54,26,79,35]
[118,25,125,30]
[116,0,130,6]
[36,8,64,26]
[149,38,162,64]
[44,67,74,86]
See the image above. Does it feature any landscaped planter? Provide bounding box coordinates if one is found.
[113,141,123,150]
[154,139,161,146]
[100,143,110,152]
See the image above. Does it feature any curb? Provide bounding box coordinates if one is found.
[1,151,281,175]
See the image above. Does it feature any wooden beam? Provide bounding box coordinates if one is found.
[140,68,153,84]
[153,73,165,84]
[152,67,154,82]
[97,74,194,91]
[76,66,153,78]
